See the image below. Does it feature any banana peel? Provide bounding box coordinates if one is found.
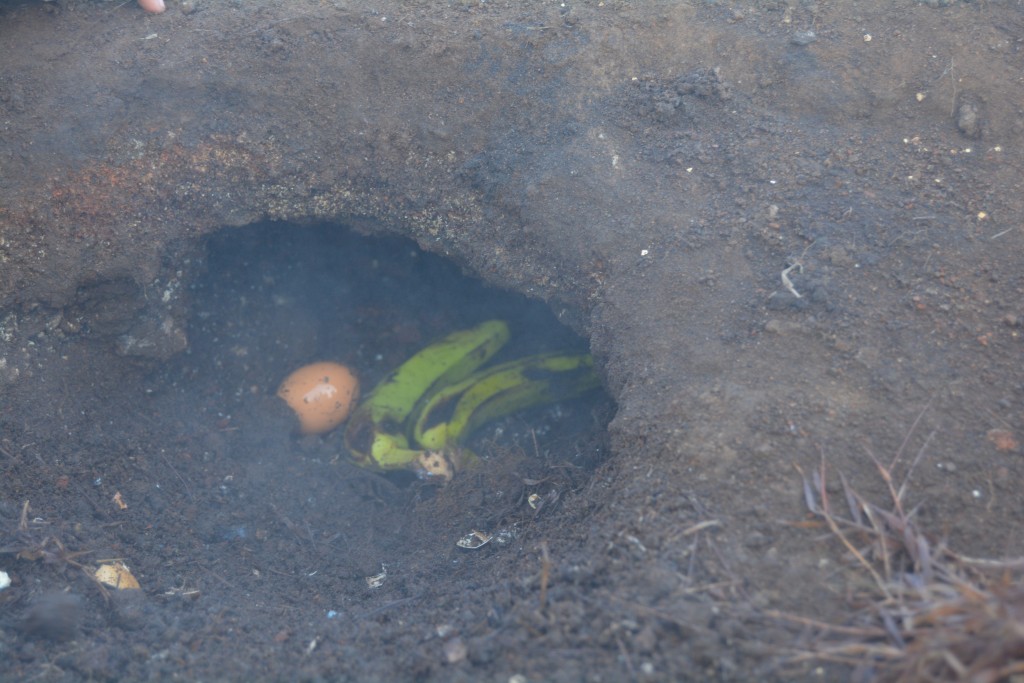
[343,319,600,481]
[344,320,508,470]
[412,352,600,451]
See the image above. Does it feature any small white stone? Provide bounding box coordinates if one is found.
[0,570,10,591]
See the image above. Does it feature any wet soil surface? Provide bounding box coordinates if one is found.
[1,1,1023,681]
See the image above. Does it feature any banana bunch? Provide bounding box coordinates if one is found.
[344,320,600,481]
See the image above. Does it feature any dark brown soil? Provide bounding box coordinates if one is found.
[1,1,1022,681]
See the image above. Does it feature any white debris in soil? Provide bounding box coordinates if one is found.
[365,565,387,589]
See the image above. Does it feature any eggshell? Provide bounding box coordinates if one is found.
[277,362,359,435]
[95,562,142,590]
[138,0,166,13]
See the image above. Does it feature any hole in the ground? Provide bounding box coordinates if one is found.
[147,221,613,599]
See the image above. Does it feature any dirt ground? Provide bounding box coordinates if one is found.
[0,0,1022,681]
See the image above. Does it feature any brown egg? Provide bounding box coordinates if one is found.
[277,362,360,435]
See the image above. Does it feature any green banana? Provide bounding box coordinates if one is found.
[412,352,600,452]
[343,320,509,470]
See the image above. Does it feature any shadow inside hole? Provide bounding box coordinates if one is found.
[157,221,613,594]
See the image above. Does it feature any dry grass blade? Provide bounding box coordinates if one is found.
[838,471,864,526]
[798,464,819,513]
[895,430,933,507]
[780,410,1023,682]
[889,396,934,472]
[803,455,894,600]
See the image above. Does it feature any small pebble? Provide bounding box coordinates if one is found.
[791,31,817,46]
[443,636,468,664]
[956,101,982,139]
